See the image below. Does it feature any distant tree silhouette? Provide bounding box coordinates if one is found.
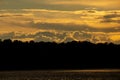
[0,39,119,70]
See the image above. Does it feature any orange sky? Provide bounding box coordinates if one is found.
[0,0,120,43]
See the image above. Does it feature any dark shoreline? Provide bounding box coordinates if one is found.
[0,39,120,70]
[0,69,120,72]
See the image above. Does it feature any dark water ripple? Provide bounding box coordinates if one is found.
[0,70,120,80]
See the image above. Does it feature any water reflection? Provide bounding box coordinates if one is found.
[0,70,120,80]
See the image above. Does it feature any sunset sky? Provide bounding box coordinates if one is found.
[0,0,120,43]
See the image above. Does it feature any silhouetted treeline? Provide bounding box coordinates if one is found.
[0,39,120,51]
[0,39,119,70]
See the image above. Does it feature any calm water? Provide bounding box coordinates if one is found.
[0,70,120,80]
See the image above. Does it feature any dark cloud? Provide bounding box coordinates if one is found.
[0,32,15,39]
[102,19,120,23]
[28,21,120,32]
[103,14,120,18]
[15,34,29,39]
[29,21,108,32]
[64,37,75,43]
[101,13,120,23]
[35,32,56,37]
[87,10,96,13]
[29,21,89,31]
[0,14,25,17]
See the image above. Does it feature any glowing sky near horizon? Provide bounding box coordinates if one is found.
[0,0,120,43]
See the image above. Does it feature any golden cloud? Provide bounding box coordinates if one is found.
[0,9,120,43]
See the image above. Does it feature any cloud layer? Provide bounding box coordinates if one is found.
[1,31,120,44]
[0,0,120,10]
[0,9,120,43]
